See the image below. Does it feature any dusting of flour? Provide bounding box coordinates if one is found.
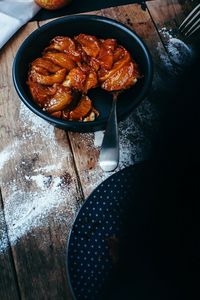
[19,103,55,140]
[158,27,193,68]
[3,176,75,248]
[0,211,9,253]
[0,104,77,252]
[0,141,21,170]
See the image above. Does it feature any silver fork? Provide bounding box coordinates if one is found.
[179,3,200,38]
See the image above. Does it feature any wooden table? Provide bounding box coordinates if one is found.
[0,1,198,299]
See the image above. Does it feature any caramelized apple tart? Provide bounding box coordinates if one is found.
[27,34,141,121]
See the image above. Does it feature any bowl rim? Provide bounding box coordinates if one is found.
[12,14,153,131]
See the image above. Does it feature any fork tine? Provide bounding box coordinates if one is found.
[186,22,200,38]
[180,9,200,33]
[179,3,200,31]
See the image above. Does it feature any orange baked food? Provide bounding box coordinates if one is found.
[27,34,141,121]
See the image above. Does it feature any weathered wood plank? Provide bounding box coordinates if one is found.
[0,22,83,299]
[0,191,20,300]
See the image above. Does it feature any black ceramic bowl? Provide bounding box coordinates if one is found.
[13,15,153,132]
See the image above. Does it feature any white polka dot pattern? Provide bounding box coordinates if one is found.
[67,165,139,300]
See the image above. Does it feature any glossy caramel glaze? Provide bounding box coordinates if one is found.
[27,34,141,121]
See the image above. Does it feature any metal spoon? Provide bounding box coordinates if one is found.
[99,93,119,172]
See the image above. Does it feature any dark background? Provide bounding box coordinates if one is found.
[33,0,146,20]
[103,48,200,299]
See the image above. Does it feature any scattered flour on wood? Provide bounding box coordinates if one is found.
[19,103,55,140]
[0,167,77,252]
[0,103,78,252]
[167,37,193,65]
[118,100,157,168]
[159,27,173,39]
[0,140,21,170]
[33,163,62,173]
[3,175,76,249]
[158,27,193,68]
[157,41,173,69]
[0,211,9,253]
[19,103,71,157]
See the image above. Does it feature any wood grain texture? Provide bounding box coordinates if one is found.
[0,22,83,300]
[0,191,20,300]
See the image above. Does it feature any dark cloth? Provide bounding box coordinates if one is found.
[33,0,146,21]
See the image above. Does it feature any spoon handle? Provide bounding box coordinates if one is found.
[99,95,119,172]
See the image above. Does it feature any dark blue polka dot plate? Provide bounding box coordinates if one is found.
[66,163,148,300]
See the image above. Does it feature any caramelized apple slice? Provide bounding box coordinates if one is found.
[44,36,81,62]
[43,52,76,70]
[89,57,100,71]
[46,36,75,52]
[98,49,131,82]
[75,34,100,58]
[63,67,87,91]
[31,66,50,76]
[30,68,66,85]
[101,39,117,51]
[31,58,61,73]
[101,62,139,91]
[63,66,98,93]
[113,46,126,62]
[27,81,57,106]
[84,68,98,92]
[45,86,74,113]
[97,47,113,70]
[76,43,89,63]
[69,95,92,121]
